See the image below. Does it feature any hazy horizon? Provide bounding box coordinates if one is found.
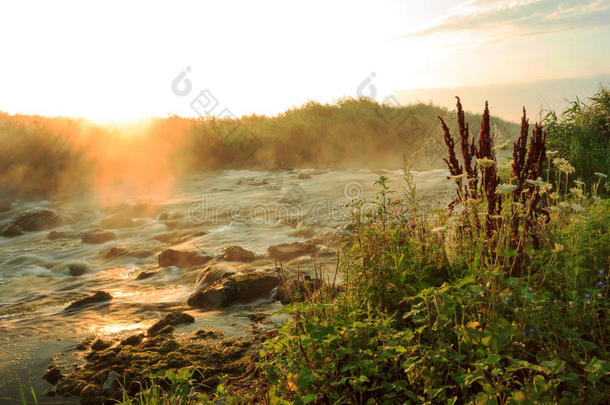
[1,0,609,122]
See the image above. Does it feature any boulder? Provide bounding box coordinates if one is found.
[234,271,280,302]
[195,265,236,289]
[158,249,211,268]
[13,209,63,231]
[103,246,152,260]
[136,270,158,280]
[1,223,24,237]
[48,230,73,240]
[187,270,279,310]
[81,229,117,244]
[68,263,90,276]
[267,241,316,262]
[223,246,256,262]
[187,278,238,310]
[147,311,195,336]
[65,291,112,312]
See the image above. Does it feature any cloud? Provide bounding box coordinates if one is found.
[401,0,610,39]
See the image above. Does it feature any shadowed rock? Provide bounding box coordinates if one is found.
[158,249,211,268]
[48,230,73,240]
[1,223,24,237]
[68,263,90,276]
[267,241,316,262]
[65,291,112,312]
[223,246,256,262]
[103,246,152,260]
[81,229,117,244]
[188,271,279,310]
[195,265,236,289]
[13,209,64,231]
[147,311,195,336]
[43,365,63,385]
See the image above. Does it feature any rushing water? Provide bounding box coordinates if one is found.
[0,168,451,402]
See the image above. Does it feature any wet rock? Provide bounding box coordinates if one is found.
[136,270,158,280]
[188,271,279,310]
[187,278,238,309]
[267,241,317,262]
[48,230,72,240]
[91,338,112,351]
[223,246,256,262]
[65,291,112,312]
[103,246,152,260]
[158,248,211,268]
[81,229,117,244]
[43,365,63,384]
[194,327,225,339]
[120,334,143,347]
[12,209,63,231]
[297,173,311,179]
[147,311,195,336]
[195,265,236,289]
[68,263,90,276]
[234,271,280,303]
[1,223,24,237]
[100,213,135,229]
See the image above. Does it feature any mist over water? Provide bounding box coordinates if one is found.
[0,167,452,401]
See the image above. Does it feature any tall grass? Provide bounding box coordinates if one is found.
[0,99,519,199]
[260,100,610,404]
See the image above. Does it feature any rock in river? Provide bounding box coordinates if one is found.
[158,248,211,268]
[65,291,112,312]
[187,270,279,310]
[267,241,317,262]
[81,229,117,244]
[223,246,256,262]
[147,311,195,336]
[13,209,64,231]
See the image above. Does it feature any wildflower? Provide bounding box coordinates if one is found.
[553,158,575,174]
[574,180,585,187]
[550,192,560,200]
[585,293,590,298]
[600,270,604,275]
[569,187,584,198]
[553,243,564,253]
[594,172,607,179]
[476,157,495,168]
[529,328,534,333]
[598,294,603,299]
[496,184,517,194]
[449,173,466,180]
[510,279,515,285]
[569,301,574,309]
[546,150,559,157]
[599,282,603,287]
[559,202,571,209]
[493,140,510,151]
[431,226,446,233]
[570,203,584,212]
[522,331,526,336]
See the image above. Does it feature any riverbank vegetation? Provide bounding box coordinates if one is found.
[0,99,518,199]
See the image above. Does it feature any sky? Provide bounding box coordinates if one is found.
[0,0,608,122]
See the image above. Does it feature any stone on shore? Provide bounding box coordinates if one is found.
[147,311,195,336]
[158,248,211,268]
[65,291,112,312]
[267,241,317,262]
[81,229,117,244]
